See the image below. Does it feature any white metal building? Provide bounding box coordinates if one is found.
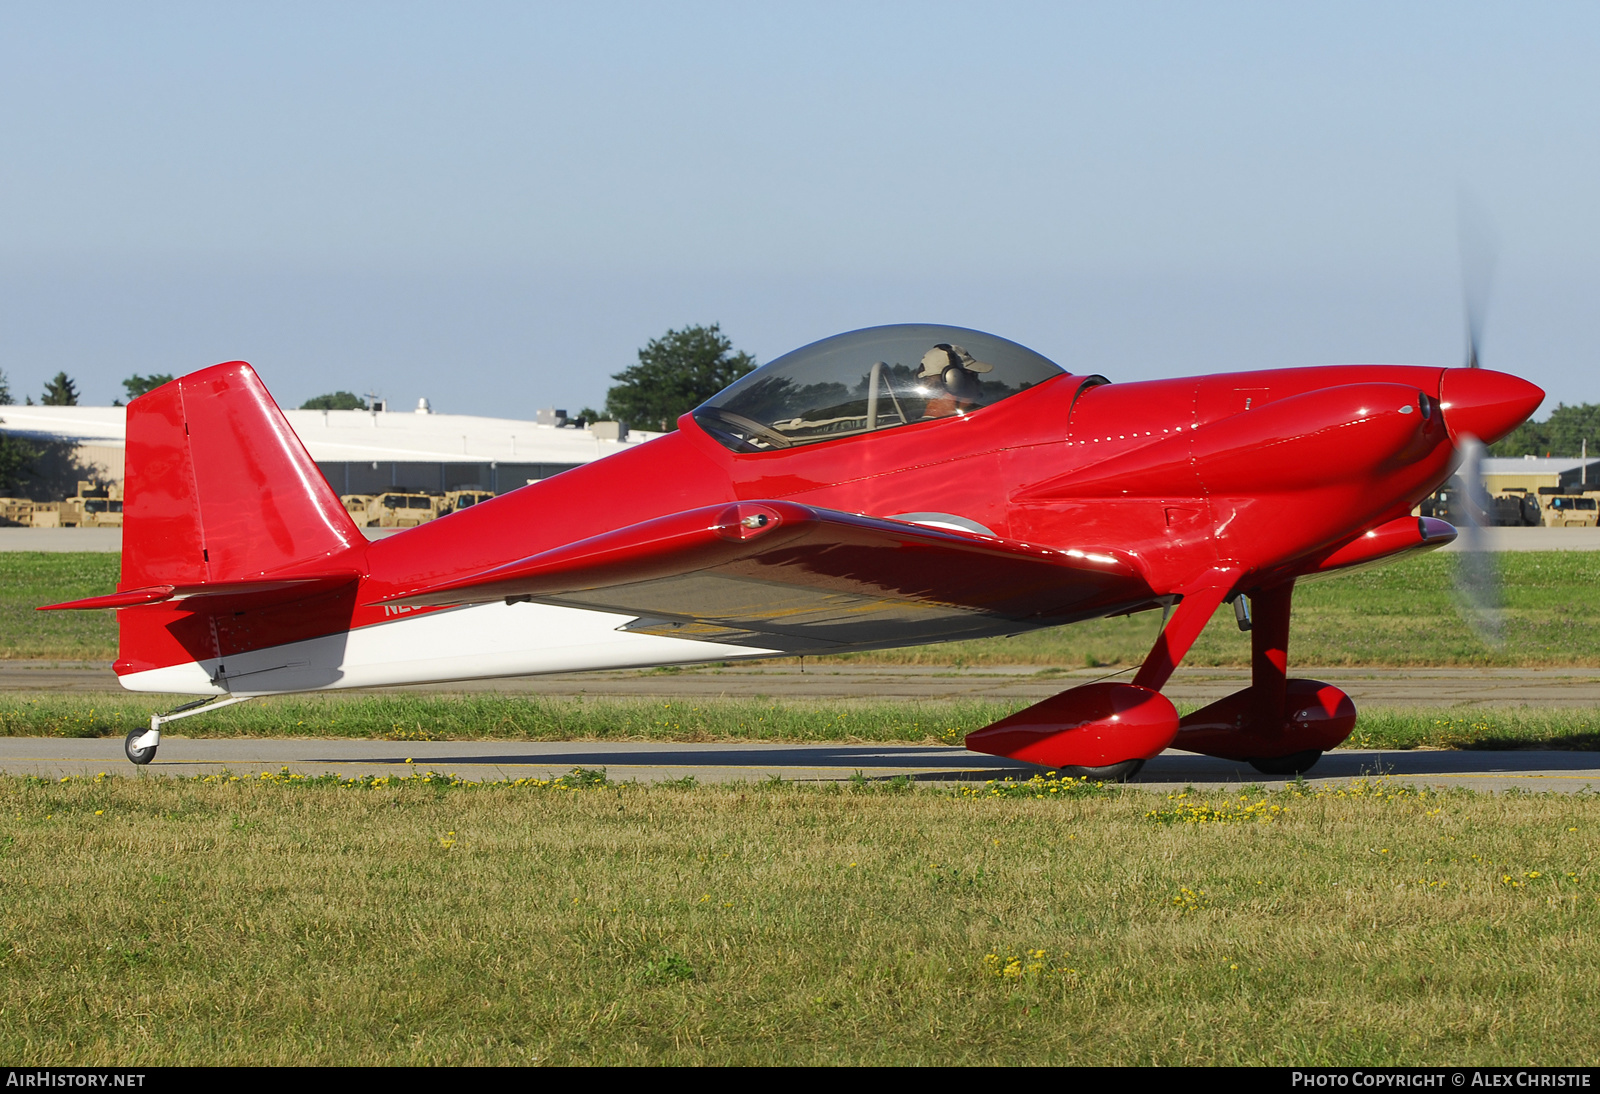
[0,404,663,497]
[1482,456,1600,495]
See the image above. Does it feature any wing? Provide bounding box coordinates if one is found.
[375,501,1157,653]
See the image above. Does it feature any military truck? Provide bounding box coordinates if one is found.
[38,481,125,528]
[0,498,37,527]
[1536,487,1599,528]
[443,489,495,513]
[1420,484,1541,527]
[1489,487,1543,527]
[344,491,448,528]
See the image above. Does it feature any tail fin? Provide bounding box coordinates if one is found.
[123,362,363,588]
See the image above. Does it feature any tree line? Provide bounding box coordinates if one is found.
[0,370,176,493]
[289,324,757,429]
[1488,402,1600,460]
[6,345,1596,496]
[294,324,760,432]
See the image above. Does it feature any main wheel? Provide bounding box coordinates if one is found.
[1059,759,1145,783]
[1247,749,1322,776]
[125,728,157,766]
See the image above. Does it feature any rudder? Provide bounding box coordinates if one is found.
[123,362,363,588]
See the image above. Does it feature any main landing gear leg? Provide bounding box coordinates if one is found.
[1244,583,1321,775]
[1174,579,1356,774]
[125,694,254,766]
[964,576,1240,778]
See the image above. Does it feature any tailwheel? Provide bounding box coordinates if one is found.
[1247,749,1322,776]
[124,727,158,766]
[1059,759,1145,783]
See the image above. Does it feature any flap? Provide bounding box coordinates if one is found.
[374,501,1155,652]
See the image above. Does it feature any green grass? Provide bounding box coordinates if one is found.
[0,552,120,660]
[827,550,1600,667]
[0,694,1012,745]
[1348,709,1600,751]
[4,550,1598,666]
[4,693,1600,752]
[3,772,1598,1064]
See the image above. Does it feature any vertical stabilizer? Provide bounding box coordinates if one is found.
[122,362,363,589]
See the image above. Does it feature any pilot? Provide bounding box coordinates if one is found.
[918,343,993,419]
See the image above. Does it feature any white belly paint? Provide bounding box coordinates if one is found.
[117,600,782,696]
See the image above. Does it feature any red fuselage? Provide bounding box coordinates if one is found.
[362,363,1530,607]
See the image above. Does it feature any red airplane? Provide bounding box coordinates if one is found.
[43,324,1542,776]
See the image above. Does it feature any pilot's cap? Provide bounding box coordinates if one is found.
[918,343,994,379]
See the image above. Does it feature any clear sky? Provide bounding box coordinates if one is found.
[2,1,1596,417]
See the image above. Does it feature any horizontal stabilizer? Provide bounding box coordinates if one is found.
[40,573,360,613]
[374,501,1154,652]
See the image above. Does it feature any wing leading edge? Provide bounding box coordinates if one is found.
[374,501,1158,653]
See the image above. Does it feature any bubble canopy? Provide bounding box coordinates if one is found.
[691,324,1067,452]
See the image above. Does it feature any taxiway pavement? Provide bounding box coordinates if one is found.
[6,660,1595,792]
[4,660,1600,707]
[0,736,1596,793]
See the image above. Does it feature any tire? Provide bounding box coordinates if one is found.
[1059,759,1145,783]
[125,728,157,766]
[1247,749,1322,776]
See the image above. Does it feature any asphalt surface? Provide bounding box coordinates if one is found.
[5,660,1600,707]
[4,661,1596,791]
[1,736,1597,792]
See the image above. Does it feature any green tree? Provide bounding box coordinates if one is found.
[605,323,756,432]
[0,419,34,494]
[0,369,12,405]
[300,391,368,411]
[41,372,78,406]
[1490,402,1600,458]
[122,373,174,401]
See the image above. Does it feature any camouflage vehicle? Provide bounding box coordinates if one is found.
[1420,485,1542,527]
[340,494,374,520]
[1537,490,1599,528]
[443,489,495,513]
[1489,488,1542,527]
[0,498,37,527]
[350,491,448,528]
[48,481,125,528]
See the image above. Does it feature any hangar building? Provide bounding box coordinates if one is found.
[1482,456,1600,496]
[0,402,661,500]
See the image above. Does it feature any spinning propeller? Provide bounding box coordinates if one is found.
[1450,200,1505,644]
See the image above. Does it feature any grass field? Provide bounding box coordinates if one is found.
[1,553,123,661]
[5,552,1597,1067]
[4,692,1600,752]
[4,550,1599,666]
[4,771,1598,1065]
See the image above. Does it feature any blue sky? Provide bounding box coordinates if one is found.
[2,2,1597,416]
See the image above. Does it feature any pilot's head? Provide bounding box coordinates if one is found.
[919,343,993,399]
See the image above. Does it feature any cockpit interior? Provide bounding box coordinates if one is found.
[692,324,1066,452]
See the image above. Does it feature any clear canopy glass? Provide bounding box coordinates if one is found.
[692,324,1067,452]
